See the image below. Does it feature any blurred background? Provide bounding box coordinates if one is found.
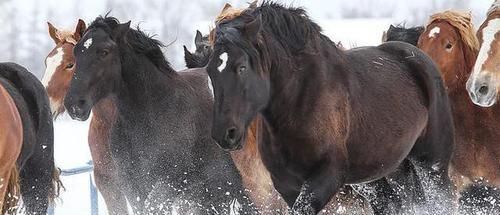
[0,1,494,214]
[0,0,491,78]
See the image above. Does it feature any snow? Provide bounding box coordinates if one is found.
[51,114,109,215]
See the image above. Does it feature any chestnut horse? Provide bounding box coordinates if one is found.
[0,81,22,215]
[467,1,500,107]
[207,2,455,215]
[418,10,500,213]
[0,63,60,214]
[44,20,127,215]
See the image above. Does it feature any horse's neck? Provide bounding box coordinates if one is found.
[262,44,349,132]
[116,53,180,113]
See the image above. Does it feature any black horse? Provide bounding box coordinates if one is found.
[184,30,212,68]
[0,62,60,214]
[64,16,254,214]
[206,2,455,215]
[383,24,424,46]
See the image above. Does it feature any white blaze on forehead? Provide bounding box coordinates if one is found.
[470,18,500,84]
[42,47,64,87]
[428,27,440,38]
[83,38,93,49]
[218,52,228,72]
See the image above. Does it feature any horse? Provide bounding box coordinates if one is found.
[0,77,22,215]
[418,10,500,213]
[467,0,500,107]
[382,24,424,46]
[0,62,61,214]
[184,30,212,68]
[44,19,128,215]
[63,16,255,214]
[206,2,455,215]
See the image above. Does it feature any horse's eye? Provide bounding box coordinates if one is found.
[66,63,74,69]
[100,50,109,57]
[445,43,453,50]
[238,66,247,73]
[204,46,209,50]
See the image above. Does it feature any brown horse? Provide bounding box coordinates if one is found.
[215,4,370,214]
[207,2,455,215]
[467,1,500,107]
[44,20,127,215]
[418,10,500,212]
[0,83,22,215]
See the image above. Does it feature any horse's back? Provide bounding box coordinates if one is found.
[343,42,454,181]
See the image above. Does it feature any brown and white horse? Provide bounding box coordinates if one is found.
[467,1,500,107]
[0,83,22,215]
[44,20,127,215]
[419,10,500,212]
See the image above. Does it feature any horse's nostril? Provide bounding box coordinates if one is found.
[77,99,87,107]
[478,85,489,95]
[224,127,237,143]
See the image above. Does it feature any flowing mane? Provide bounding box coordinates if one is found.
[86,16,174,73]
[213,1,339,72]
[428,10,479,53]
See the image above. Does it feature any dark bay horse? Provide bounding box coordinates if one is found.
[419,10,500,212]
[206,2,455,215]
[0,78,22,214]
[44,20,128,215]
[64,16,254,214]
[184,30,212,68]
[0,63,61,214]
[382,24,424,45]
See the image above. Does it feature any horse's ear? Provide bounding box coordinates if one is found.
[389,24,395,31]
[244,14,262,40]
[114,21,131,40]
[249,0,258,9]
[195,30,203,46]
[381,31,388,42]
[184,45,196,68]
[220,3,233,14]
[48,22,61,44]
[74,19,87,41]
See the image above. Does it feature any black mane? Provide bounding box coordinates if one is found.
[385,24,424,46]
[86,16,174,73]
[215,2,339,71]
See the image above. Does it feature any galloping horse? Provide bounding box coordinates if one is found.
[44,20,127,214]
[467,1,500,107]
[63,16,254,214]
[184,30,212,68]
[0,77,22,215]
[418,10,500,212]
[0,63,61,214]
[207,2,455,214]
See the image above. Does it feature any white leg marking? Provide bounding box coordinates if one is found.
[428,27,440,38]
[42,47,63,87]
[218,52,228,72]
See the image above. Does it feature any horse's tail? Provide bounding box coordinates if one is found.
[49,167,64,203]
[2,166,20,215]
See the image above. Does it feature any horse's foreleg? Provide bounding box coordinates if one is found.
[351,178,401,215]
[89,117,129,215]
[291,161,346,215]
[385,159,426,213]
